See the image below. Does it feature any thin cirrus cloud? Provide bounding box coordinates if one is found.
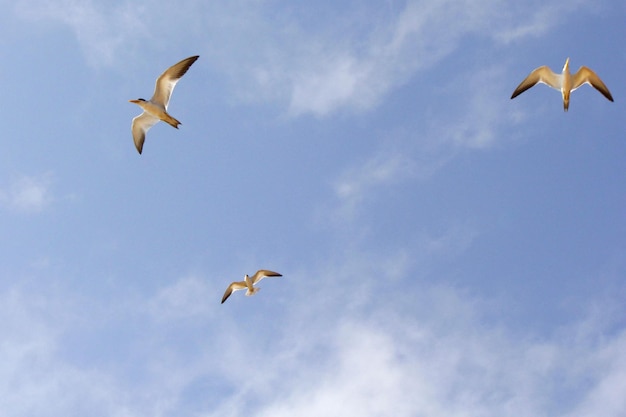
[146,275,216,321]
[198,275,626,417]
[0,173,53,213]
[331,150,417,221]
[325,75,510,225]
[216,0,595,116]
[14,0,148,67]
[255,321,626,417]
[0,246,625,417]
[11,0,594,116]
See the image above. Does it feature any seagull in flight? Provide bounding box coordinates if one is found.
[511,58,613,111]
[129,55,199,154]
[221,270,283,304]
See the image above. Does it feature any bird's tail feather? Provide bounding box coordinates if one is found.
[245,288,260,296]
[162,113,181,128]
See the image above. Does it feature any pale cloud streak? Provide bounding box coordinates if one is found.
[440,66,522,149]
[146,275,216,321]
[0,287,124,417]
[331,150,416,220]
[202,0,593,116]
[0,173,53,213]
[324,62,523,223]
[202,279,626,417]
[14,0,147,67]
[11,0,593,113]
[1,249,625,417]
[494,0,589,44]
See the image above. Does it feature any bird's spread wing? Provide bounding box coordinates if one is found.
[572,66,613,102]
[221,281,247,304]
[250,270,282,285]
[151,55,199,109]
[511,66,561,99]
[131,112,160,154]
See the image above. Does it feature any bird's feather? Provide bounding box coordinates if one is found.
[131,112,160,154]
[511,66,561,99]
[571,66,613,102]
[151,55,199,109]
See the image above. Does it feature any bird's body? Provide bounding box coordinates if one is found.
[221,270,283,304]
[129,55,199,153]
[511,58,613,111]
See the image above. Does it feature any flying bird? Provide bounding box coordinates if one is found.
[221,270,283,304]
[511,58,613,111]
[129,55,199,154]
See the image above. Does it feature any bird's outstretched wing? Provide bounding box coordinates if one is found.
[250,270,282,285]
[221,281,247,304]
[131,112,160,154]
[151,55,199,109]
[511,66,561,99]
[571,66,613,102]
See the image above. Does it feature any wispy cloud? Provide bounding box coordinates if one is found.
[202,277,626,417]
[0,287,124,417]
[331,150,416,221]
[14,0,147,67]
[0,173,53,213]
[439,65,524,149]
[494,0,589,44]
[322,59,526,223]
[1,249,625,417]
[12,0,592,112]
[201,0,592,116]
[146,275,216,321]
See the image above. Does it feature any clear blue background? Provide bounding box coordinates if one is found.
[0,1,625,416]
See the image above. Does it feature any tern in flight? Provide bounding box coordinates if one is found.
[221,270,283,304]
[511,58,613,111]
[129,55,199,154]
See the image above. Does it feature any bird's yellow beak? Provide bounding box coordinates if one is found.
[129,99,140,104]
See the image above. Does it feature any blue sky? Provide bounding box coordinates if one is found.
[1,0,625,416]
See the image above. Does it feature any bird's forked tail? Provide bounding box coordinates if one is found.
[162,113,181,129]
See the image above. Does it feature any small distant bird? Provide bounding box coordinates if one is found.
[511,58,613,111]
[129,55,199,154]
[221,270,283,304]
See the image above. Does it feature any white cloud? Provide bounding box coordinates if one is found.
[331,150,416,220]
[12,0,593,112]
[494,0,589,44]
[198,286,626,417]
[322,62,525,224]
[289,55,376,116]
[14,0,147,67]
[1,250,625,417]
[146,275,216,321]
[323,142,446,225]
[440,66,520,149]
[0,287,125,417]
[201,0,593,116]
[0,173,53,213]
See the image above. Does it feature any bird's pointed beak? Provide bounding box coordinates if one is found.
[129,99,139,104]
